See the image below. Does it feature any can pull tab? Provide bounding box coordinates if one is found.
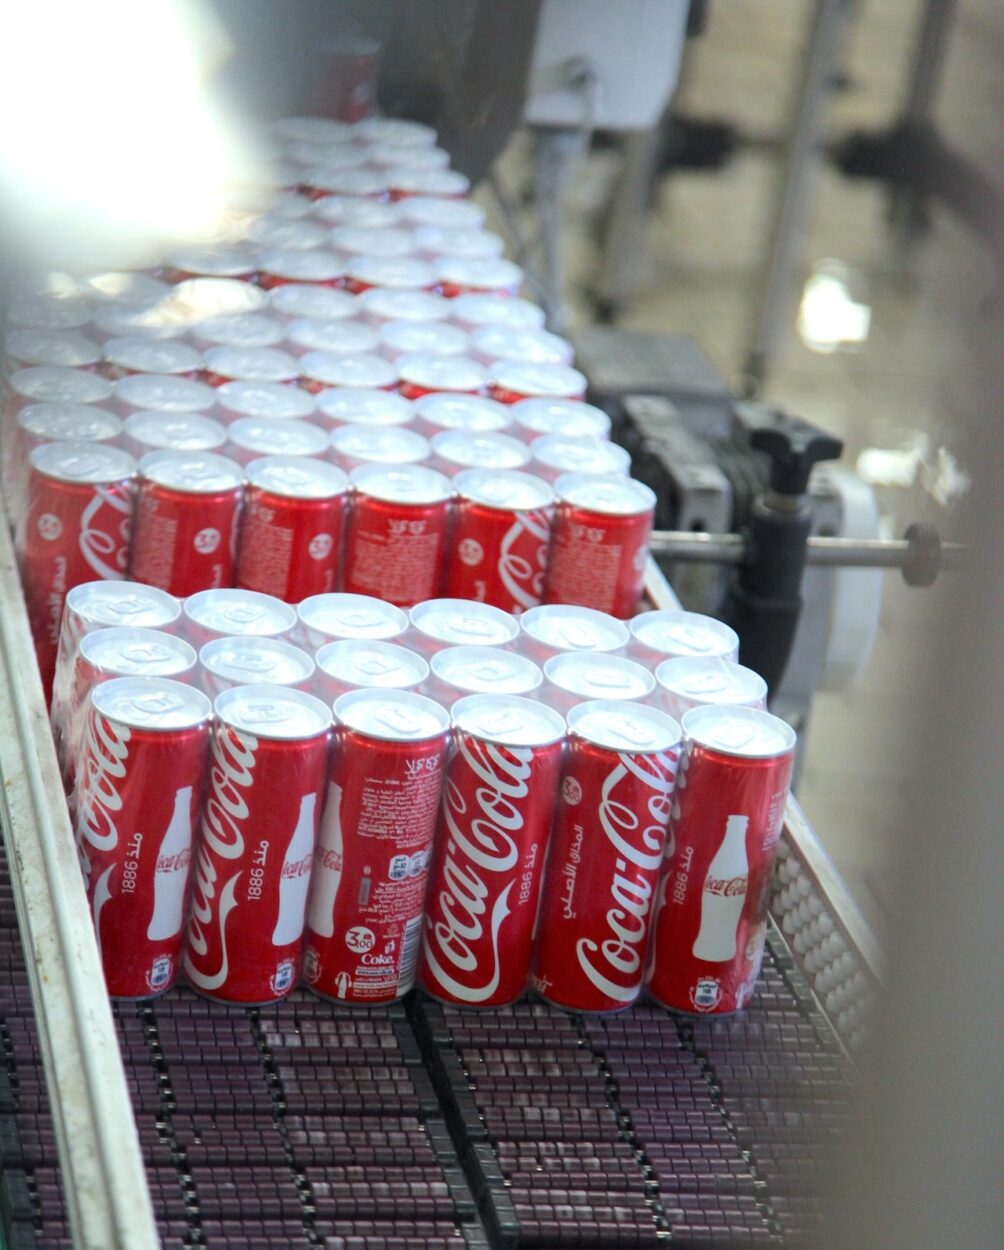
[243,701,291,726]
[605,716,656,750]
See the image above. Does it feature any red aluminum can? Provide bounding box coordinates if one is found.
[654,657,767,721]
[396,353,489,401]
[285,318,379,359]
[299,350,398,395]
[313,639,428,702]
[111,373,217,420]
[429,431,530,479]
[444,469,554,613]
[130,450,244,597]
[343,464,453,608]
[184,684,331,1003]
[490,362,587,406]
[532,700,682,1012]
[471,325,573,368]
[530,434,631,483]
[216,380,317,426]
[330,225,418,262]
[419,693,566,1007]
[73,676,212,997]
[387,166,470,202]
[256,247,345,290]
[437,256,524,300]
[7,404,122,527]
[4,328,100,373]
[198,636,315,698]
[268,283,359,322]
[378,319,469,361]
[356,287,451,325]
[201,346,299,388]
[411,393,511,439]
[297,592,408,650]
[315,387,413,432]
[517,604,630,665]
[329,424,430,474]
[237,456,349,602]
[17,442,137,702]
[510,397,612,442]
[304,688,450,1003]
[343,256,437,297]
[226,417,328,465]
[427,645,543,707]
[543,473,656,619]
[161,244,257,285]
[542,652,656,717]
[122,412,228,460]
[182,588,297,650]
[449,293,545,333]
[100,337,203,381]
[627,609,740,666]
[396,193,485,228]
[188,312,285,353]
[407,598,519,656]
[645,705,796,1015]
[5,367,112,430]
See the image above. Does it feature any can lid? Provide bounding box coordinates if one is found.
[168,277,269,322]
[11,366,113,405]
[532,435,630,477]
[316,387,413,427]
[492,361,586,398]
[453,468,554,512]
[312,196,400,229]
[194,312,285,348]
[511,398,611,440]
[388,167,470,197]
[185,588,297,637]
[682,704,797,760]
[139,449,244,493]
[380,320,469,357]
[30,441,136,485]
[450,293,545,329]
[304,168,388,198]
[258,247,345,283]
[66,580,181,629]
[410,599,519,647]
[300,350,397,390]
[200,636,315,686]
[287,144,368,171]
[414,225,504,259]
[334,687,449,741]
[569,700,682,754]
[267,190,317,220]
[413,393,510,433]
[5,329,100,369]
[298,593,408,641]
[656,656,766,707]
[432,646,542,696]
[398,353,488,393]
[630,609,739,660]
[216,683,331,739]
[102,338,203,376]
[472,325,572,366]
[203,346,299,383]
[268,284,358,321]
[544,652,655,700]
[520,604,629,653]
[92,675,211,730]
[356,288,451,322]
[396,196,487,229]
[330,225,417,258]
[19,403,122,444]
[80,627,195,676]
[332,423,429,465]
[355,117,438,147]
[451,694,565,747]
[315,639,428,689]
[92,303,187,341]
[125,412,227,453]
[229,417,328,458]
[217,380,317,421]
[246,455,348,499]
[431,429,530,471]
[437,256,523,292]
[164,244,256,278]
[271,115,354,144]
[350,462,451,505]
[114,373,216,414]
[245,216,328,250]
[287,318,379,356]
[365,143,451,171]
[81,272,171,306]
[555,471,656,517]
[346,256,437,290]
[8,293,91,331]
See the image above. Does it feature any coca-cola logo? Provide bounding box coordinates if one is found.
[281,852,313,880]
[79,485,132,580]
[575,749,677,1004]
[37,512,62,541]
[422,735,531,1003]
[498,509,551,610]
[76,711,131,873]
[185,725,256,991]
[156,848,192,874]
[704,875,747,898]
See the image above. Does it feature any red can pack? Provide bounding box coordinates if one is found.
[343,464,453,608]
[297,592,409,650]
[490,362,587,406]
[419,693,566,1007]
[198,636,315,697]
[304,688,450,1003]
[396,353,489,401]
[130,450,244,597]
[237,456,349,602]
[17,442,137,701]
[73,676,212,997]
[532,700,681,1012]
[387,166,470,201]
[645,705,796,1015]
[444,469,554,613]
[544,473,656,619]
[185,685,331,1003]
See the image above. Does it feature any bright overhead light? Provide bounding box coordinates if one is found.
[797,261,872,355]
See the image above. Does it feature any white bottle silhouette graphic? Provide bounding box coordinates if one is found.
[271,793,317,946]
[692,815,749,962]
[307,781,344,938]
[147,786,193,941]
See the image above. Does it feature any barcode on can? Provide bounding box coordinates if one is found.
[397,915,423,992]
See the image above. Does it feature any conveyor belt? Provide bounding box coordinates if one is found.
[1,829,853,1250]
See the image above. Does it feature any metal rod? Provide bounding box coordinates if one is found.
[648,529,964,570]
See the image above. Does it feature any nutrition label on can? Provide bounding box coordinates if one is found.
[239,510,293,594]
[348,520,443,605]
[551,534,620,613]
[132,499,177,590]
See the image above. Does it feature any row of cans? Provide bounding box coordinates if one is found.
[71,663,794,1017]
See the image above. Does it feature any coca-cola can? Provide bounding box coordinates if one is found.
[490,362,588,406]
[411,393,511,439]
[329,424,430,473]
[237,456,349,602]
[429,430,530,478]
[297,592,408,650]
[443,469,554,613]
[5,367,113,427]
[182,588,297,649]
[471,325,573,368]
[628,609,740,665]
[645,704,796,1015]
[356,287,451,325]
[185,684,332,1003]
[111,373,217,419]
[387,166,470,201]
[202,346,299,388]
[396,353,489,401]
[7,292,91,332]
[216,380,318,426]
[100,337,203,381]
[130,451,244,596]
[543,473,656,619]
[437,256,523,300]
[378,319,469,361]
[366,145,451,173]
[244,215,329,250]
[330,225,418,260]
[299,349,398,394]
[310,195,400,229]
[314,639,428,701]
[395,194,485,230]
[4,328,100,373]
[299,168,388,202]
[269,283,359,322]
[198,636,315,696]
[256,247,345,290]
[315,387,413,431]
[17,442,137,701]
[7,404,122,527]
[91,303,188,343]
[284,317,380,358]
[73,676,212,997]
[408,598,519,656]
[518,603,630,665]
[449,293,545,333]
[427,645,543,706]
[510,396,612,442]
[343,256,437,296]
[655,657,767,720]
[189,312,285,352]
[419,693,566,1007]
[531,699,681,1012]
[121,412,228,459]
[530,434,631,483]
[413,224,504,260]
[343,465,453,608]
[543,652,656,716]
[161,244,257,285]
[227,417,328,465]
[304,688,450,1003]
